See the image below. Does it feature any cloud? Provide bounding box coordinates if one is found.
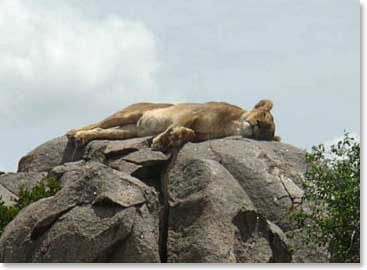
[0,0,160,128]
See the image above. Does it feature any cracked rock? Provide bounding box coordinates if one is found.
[0,161,160,263]
[0,135,328,263]
[170,138,304,229]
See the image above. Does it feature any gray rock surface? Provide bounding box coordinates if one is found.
[166,158,291,262]
[17,136,68,172]
[62,137,152,164]
[0,172,47,195]
[285,229,329,263]
[0,172,47,205]
[0,135,327,263]
[0,161,160,262]
[0,185,18,206]
[167,137,306,230]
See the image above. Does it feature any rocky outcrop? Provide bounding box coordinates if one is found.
[0,161,160,262]
[0,135,327,263]
[17,136,68,173]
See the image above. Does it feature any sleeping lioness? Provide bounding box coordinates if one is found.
[66,99,280,152]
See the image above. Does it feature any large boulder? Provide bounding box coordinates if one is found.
[0,135,328,263]
[166,137,305,230]
[0,161,160,262]
[17,136,68,173]
[166,158,291,262]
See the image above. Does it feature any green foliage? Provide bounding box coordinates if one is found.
[293,133,360,262]
[0,176,60,235]
[0,200,19,236]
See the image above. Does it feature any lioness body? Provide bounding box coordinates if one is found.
[136,102,244,139]
[67,100,279,151]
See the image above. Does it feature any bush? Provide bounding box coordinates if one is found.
[0,176,60,235]
[293,133,360,262]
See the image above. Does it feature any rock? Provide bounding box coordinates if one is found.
[279,175,304,204]
[286,229,329,263]
[0,185,18,206]
[18,136,68,173]
[166,158,291,263]
[0,172,47,196]
[108,158,143,175]
[103,137,151,157]
[62,137,152,164]
[121,148,169,166]
[169,137,305,229]
[0,171,50,206]
[0,161,160,262]
[60,137,167,190]
[267,221,292,262]
[1,134,328,263]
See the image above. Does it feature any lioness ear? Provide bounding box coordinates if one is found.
[254,99,273,111]
[273,135,281,142]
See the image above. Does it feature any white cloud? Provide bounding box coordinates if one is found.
[0,0,160,128]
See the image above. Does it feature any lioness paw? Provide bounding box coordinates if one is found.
[74,131,90,146]
[66,128,79,138]
[151,137,165,151]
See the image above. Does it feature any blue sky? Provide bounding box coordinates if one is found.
[0,0,360,171]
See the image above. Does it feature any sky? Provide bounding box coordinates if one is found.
[0,0,360,172]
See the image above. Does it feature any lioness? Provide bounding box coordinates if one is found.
[67,99,280,151]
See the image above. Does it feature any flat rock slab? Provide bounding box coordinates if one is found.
[62,137,153,165]
[82,139,148,162]
[108,158,143,175]
[122,148,170,166]
[103,137,151,157]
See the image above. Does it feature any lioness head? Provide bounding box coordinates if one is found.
[240,99,280,141]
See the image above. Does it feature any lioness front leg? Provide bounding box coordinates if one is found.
[151,126,196,152]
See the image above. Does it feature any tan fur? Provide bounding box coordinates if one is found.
[67,100,280,151]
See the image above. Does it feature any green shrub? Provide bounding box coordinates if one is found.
[0,176,60,235]
[293,133,360,262]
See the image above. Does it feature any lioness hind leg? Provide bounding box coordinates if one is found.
[151,126,195,152]
[74,125,138,145]
[66,103,173,138]
[66,112,142,138]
